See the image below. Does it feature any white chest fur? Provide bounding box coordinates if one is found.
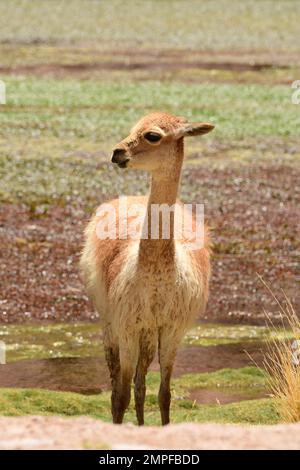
[108,241,205,338]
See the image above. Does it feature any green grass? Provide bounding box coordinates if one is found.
[0,387,277,425]
[1,323,103,362]
[2,78,300,141]
[185,324,294,346]
[1,76,299,207]
[0,367,278,425]
[175,367,267,393]
[0,0,299,53]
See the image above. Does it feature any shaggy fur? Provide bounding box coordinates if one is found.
[80,112,214,425]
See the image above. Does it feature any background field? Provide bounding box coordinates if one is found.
[1,0,299,325]
[0,0,299,432]
[1,0,300,52]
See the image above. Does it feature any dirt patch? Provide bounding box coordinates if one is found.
[0,45,296,83]
[172,342,266,376]
[0,204,89,323]
[0,357,107,394]
[0,342,266,393]
[1,416,300,449]
[0,60,282,77]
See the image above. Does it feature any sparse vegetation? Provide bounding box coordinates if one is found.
[263,295,300,422]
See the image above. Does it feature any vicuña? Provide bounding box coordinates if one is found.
[80,112,214,425]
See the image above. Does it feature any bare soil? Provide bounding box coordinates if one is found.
[1,416,300,449]
[0,60,281,76]
[0,46,297,82]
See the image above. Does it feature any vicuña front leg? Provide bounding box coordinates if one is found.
[158,329,179,425]
[104,343,122,423]
[113,369,133,424]
[105,340,134,424]
[134,331,157,425]
[109,334,138,424]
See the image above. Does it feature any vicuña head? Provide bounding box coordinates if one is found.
[81,111,215,425]
[111,112,214,172]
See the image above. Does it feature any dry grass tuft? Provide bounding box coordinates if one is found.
[261,278,300,422]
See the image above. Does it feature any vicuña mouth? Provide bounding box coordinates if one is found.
[117,159,130,169]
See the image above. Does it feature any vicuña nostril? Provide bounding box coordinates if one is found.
[111,148,126,163]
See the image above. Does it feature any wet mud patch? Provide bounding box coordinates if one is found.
[171,341,267,377]
[0,340,267,394]
[0,357,108,394]
[188,388,268,405]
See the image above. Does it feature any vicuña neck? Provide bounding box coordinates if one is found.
[138,139,184,263]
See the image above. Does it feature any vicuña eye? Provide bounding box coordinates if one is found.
[144,132,162,143]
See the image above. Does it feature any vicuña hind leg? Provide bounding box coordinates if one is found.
[134,330,157,426]
[158,328,181,425]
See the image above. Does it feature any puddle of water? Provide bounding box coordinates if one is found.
[0,343,266,395]
[187,388,268,405]
[0,323,106,394]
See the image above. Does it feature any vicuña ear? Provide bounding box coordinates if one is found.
[175,122,215,139]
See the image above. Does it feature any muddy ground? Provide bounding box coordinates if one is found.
[0,341,267,398]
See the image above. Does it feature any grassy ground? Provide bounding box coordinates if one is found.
[1,78,300,143]
[1,390,276,425]
[1,77,299,209]
[0,367,278,425]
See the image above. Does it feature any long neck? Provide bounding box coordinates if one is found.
[138,139,184,264]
